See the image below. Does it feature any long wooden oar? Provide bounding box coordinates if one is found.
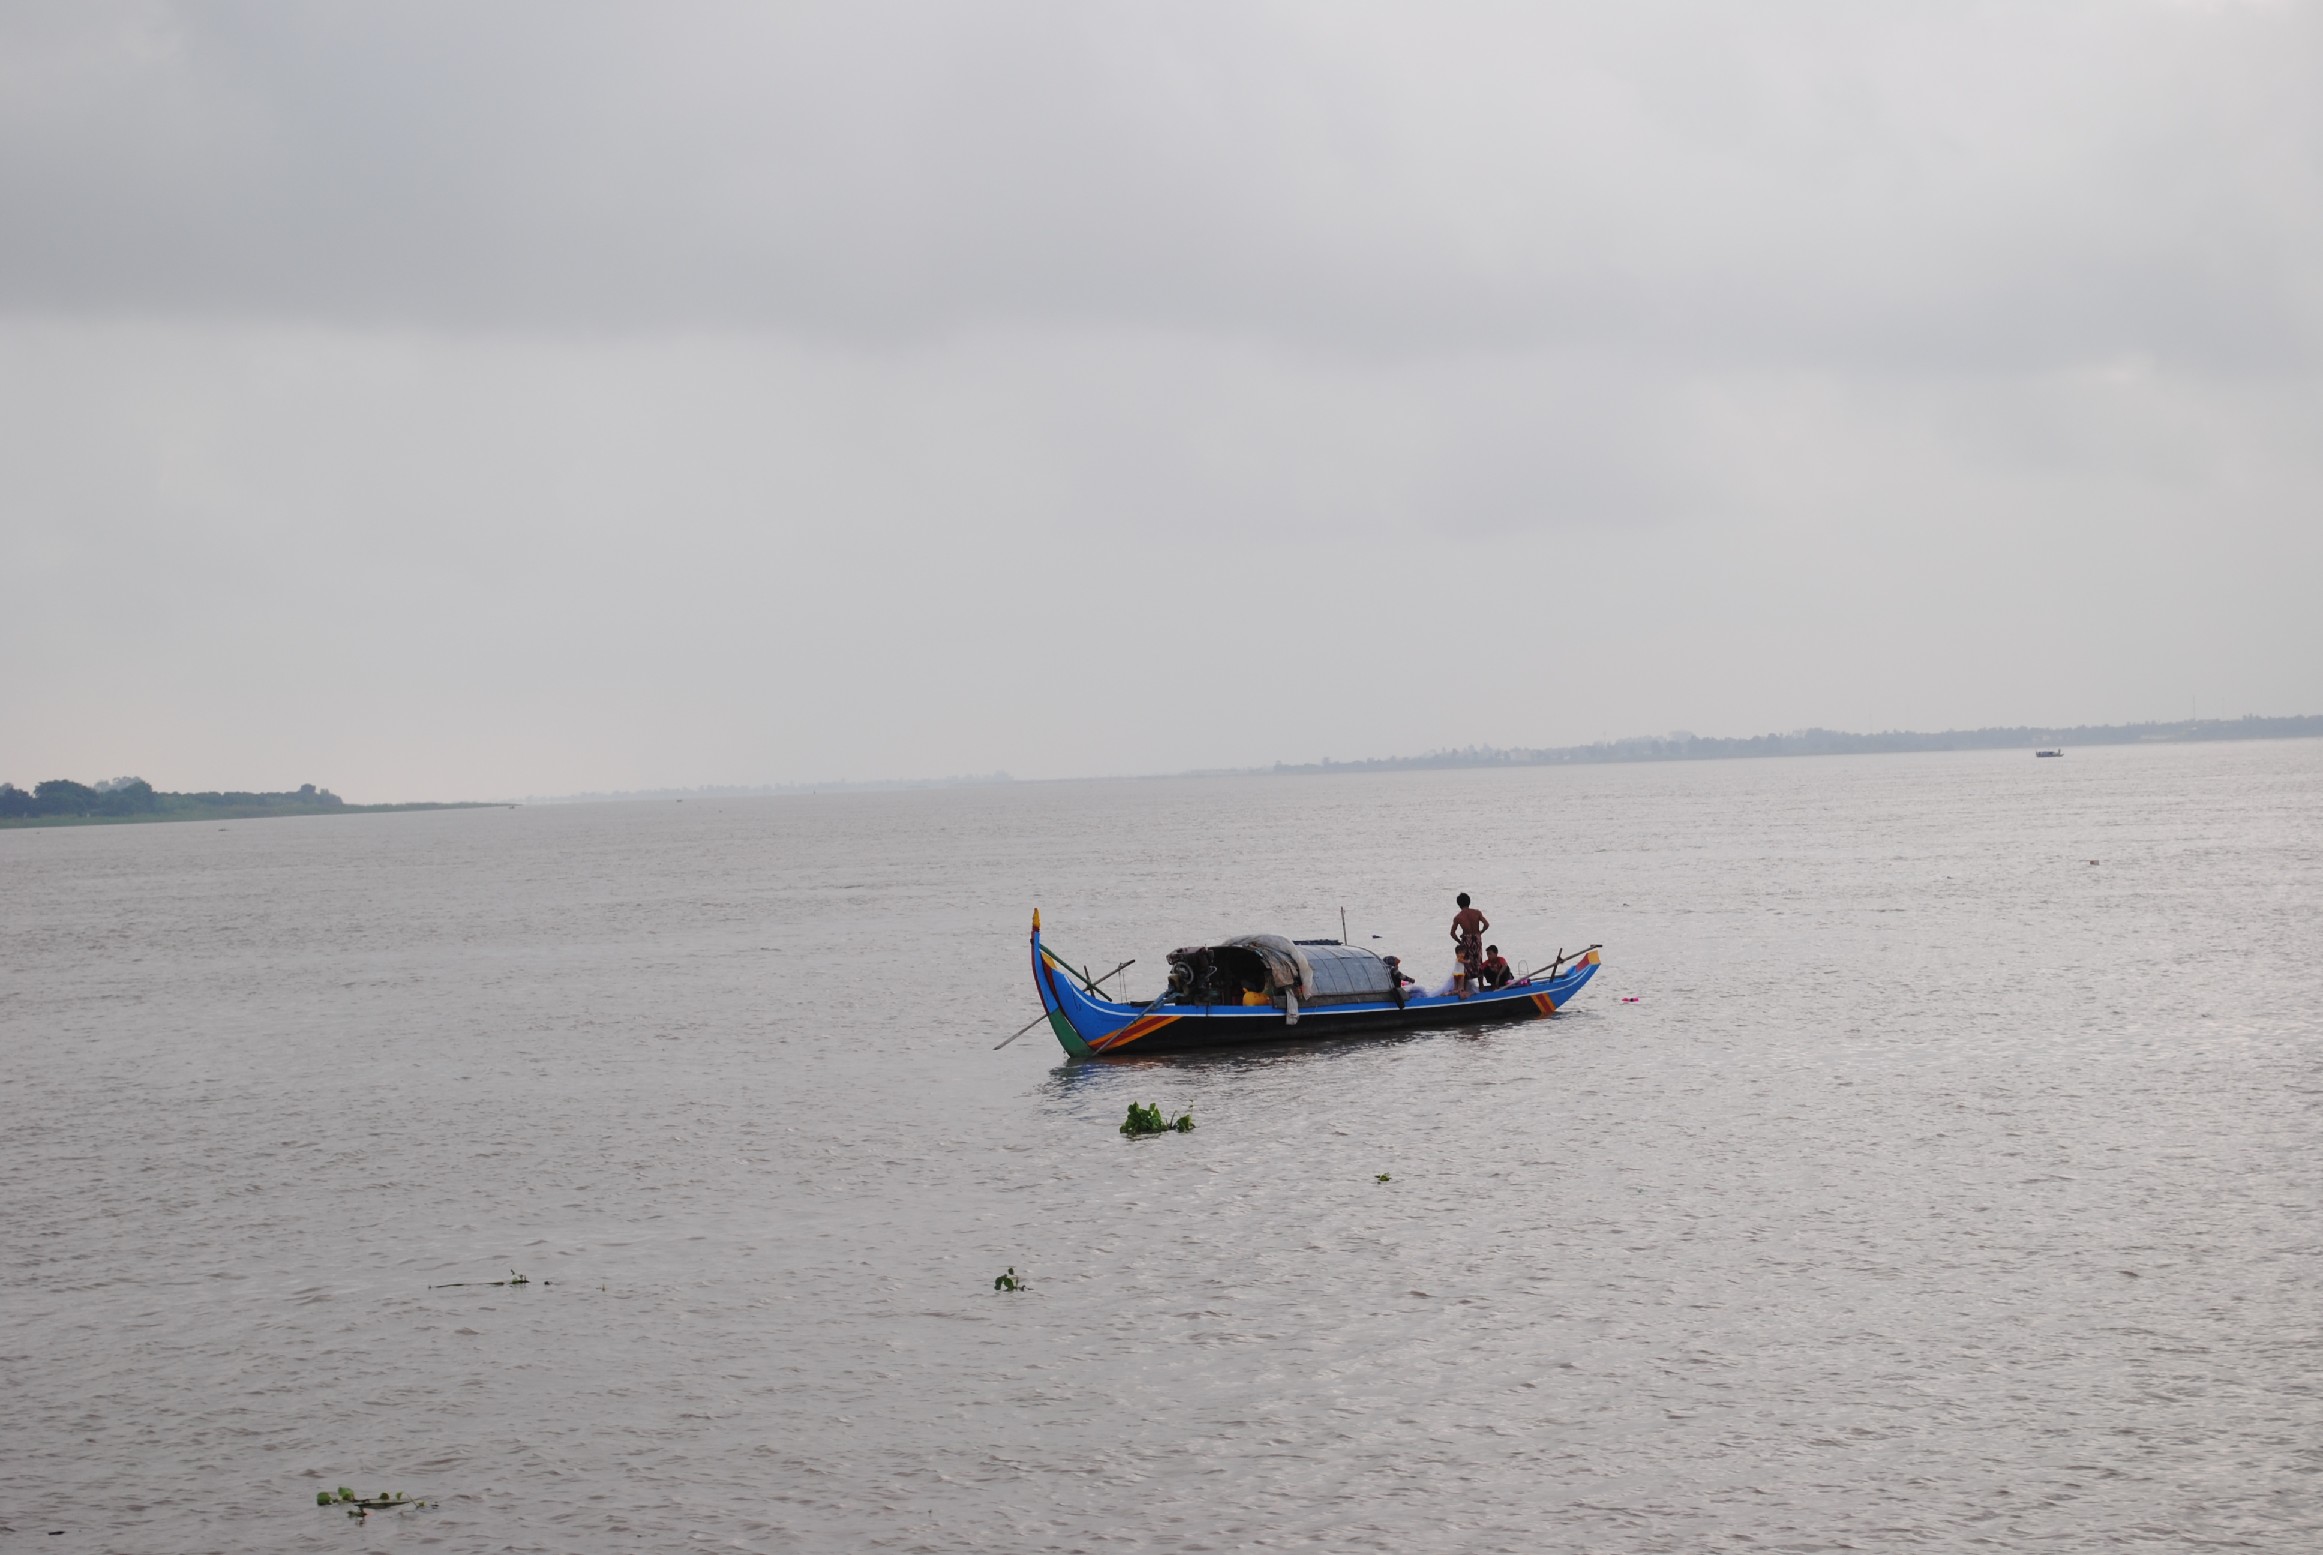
[993,958,1136,1049]
[1516,943,1601,984]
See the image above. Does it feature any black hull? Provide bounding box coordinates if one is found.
[1101,998,1551,1053]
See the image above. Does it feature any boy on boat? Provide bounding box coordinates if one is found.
[1477,945,1513,990]
[1450,893,1489,997]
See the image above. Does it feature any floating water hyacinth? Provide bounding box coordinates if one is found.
[993,1267,1026,1292]
[317,1488,428,1514]
[1119,1102,1193,1137]
[429,1269,535,1289]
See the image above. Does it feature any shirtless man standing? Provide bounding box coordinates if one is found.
[1449,893,1489,998]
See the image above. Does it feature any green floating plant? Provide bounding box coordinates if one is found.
[319,1486,427,1512]
[430,1269,535,1290]
[1119,1102,1193,1137]
[1376,1173,1391,1184]
[993,1267,1026,1292]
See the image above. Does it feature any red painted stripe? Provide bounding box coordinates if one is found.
[1094,1013,1180,1053]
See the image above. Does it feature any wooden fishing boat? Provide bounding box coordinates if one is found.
[1029,910,1600,1057]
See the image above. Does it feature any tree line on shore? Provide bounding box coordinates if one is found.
[0,777,345,821]
[1262,712,2323,776]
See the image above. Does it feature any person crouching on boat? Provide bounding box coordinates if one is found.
[1477,945,1513,990]
[1383,955,1411,1009]
[1449,893,1489,998]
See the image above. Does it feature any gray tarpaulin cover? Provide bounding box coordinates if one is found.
[1218,935,1314,998]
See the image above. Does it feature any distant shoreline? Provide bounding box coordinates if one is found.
[0,777,515,830]
[0,802,514,830]
[24,714,2313,822]
[519,712,2323,804]
[1248,713,2323,777]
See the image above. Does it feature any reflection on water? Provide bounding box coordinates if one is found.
[1045,1022,1452,1091]
[5,740,2322,1553]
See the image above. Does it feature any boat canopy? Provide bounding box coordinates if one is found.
[1166,936,1396,1007]
[1293,941,1398,1001]
[1217,934,1313,997]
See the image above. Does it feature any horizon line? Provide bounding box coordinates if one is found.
[508,711,2323,804]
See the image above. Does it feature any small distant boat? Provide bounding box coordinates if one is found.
[2035,748,2064,758]
[1029,910,1600,1057]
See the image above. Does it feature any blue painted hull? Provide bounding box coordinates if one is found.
[1030,916,1600,1058]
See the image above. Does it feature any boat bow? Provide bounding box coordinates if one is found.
[1030,910,1163,1057]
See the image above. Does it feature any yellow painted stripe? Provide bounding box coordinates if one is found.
[1531,991,1558,1016]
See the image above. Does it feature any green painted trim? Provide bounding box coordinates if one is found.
[1047,1009,1091,1058]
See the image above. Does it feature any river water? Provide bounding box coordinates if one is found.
[4,741,2320,1553]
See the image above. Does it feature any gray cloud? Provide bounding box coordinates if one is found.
[5,3,2318,368]
[1,3,2318,795]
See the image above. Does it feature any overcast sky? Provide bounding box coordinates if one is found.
[4,1,2319,799]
